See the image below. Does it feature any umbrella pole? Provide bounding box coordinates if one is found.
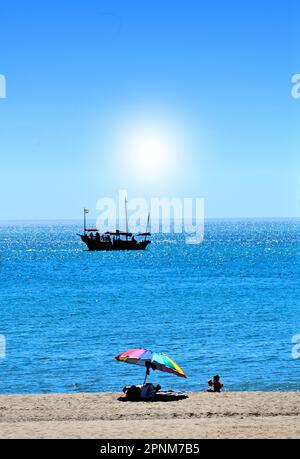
[143,368,148,385]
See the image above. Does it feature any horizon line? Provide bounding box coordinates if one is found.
[0,216,299,223]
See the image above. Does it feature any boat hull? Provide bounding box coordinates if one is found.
[78,234,151,251]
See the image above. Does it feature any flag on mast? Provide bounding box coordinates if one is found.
[83,208,89,233]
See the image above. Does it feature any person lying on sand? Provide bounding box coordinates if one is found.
[123,383,161,400]
[207,374,224,392]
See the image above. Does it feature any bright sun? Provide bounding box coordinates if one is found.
[124,123,175,180]
[131,130,170,169]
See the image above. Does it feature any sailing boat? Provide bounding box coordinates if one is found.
[77,203,151,251]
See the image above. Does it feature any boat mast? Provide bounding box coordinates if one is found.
[145,213,150,240]
[83,208,89,234]
[125,198,129,240]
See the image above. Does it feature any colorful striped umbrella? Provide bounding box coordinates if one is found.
[115,348,187,383]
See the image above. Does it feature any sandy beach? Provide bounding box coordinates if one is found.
[0,391,299,439]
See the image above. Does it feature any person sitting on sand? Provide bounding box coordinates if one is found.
[207,374,224,392]
[140,382,161,399]
[123,385,141,401]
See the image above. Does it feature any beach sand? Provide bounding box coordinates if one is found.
[0,391,299,439]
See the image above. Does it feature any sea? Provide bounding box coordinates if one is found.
[0,219,299,394]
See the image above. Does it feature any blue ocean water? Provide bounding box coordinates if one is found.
[0,219,300,394]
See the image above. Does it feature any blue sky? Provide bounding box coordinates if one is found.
[0,0,299,219]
